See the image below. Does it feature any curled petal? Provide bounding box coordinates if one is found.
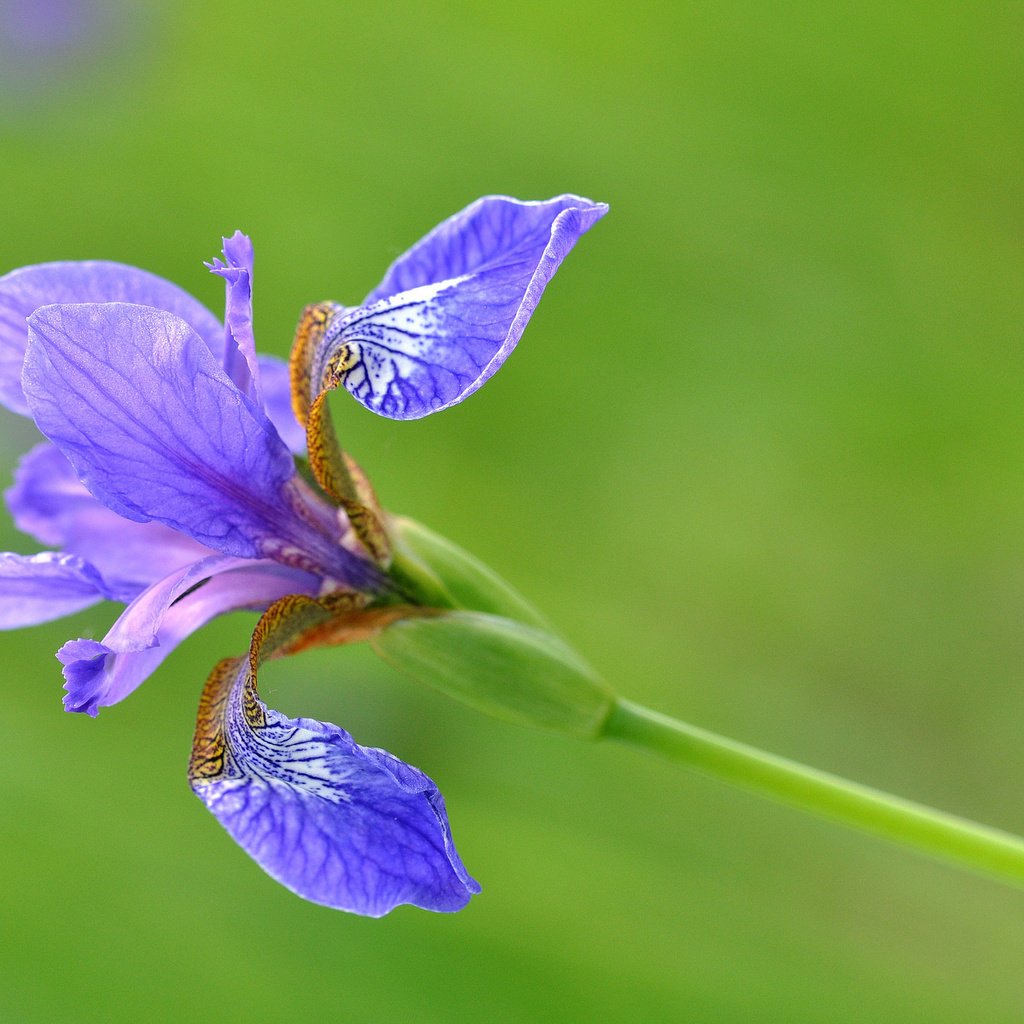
[0,550,111,628]
[6,442,211,598]
[0,260,223,415]
[206,232,261,403]
[305,392,390,565]
[190,595,478,915]
[288,301,346,427]
[307,195,607,419]
[60,556,319,716]
[288,306,391,565]
[23,303,381,591]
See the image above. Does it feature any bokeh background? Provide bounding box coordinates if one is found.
[1,2,1022,1021]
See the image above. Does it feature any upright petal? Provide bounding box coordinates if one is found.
[60,556,319,716]
[0,551,111,628]
[189,596,479,915]
[0,261,223,415]
[23,303,382,591]
[206,232,262,404]
[6,442,210,598]
[305,195,607,419]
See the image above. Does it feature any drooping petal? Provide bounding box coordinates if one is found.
[0,260,223,415]
[23,303,382,591]
[60,556,319,716]
[6,442,211,598]
[190,595,479,915]
[206,232,262,404]
[304,195,607,419]
[0,550,111,628]
[258,355,306,454]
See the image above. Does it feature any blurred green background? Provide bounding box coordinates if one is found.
[1,1,1022,1020]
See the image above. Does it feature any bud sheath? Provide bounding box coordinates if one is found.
[373,611,615,738]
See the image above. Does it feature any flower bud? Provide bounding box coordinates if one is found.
[372,610,615,739]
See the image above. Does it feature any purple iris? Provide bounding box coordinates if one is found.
[0,194,607,914]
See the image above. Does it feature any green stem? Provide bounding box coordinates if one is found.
[604,698,1024,888]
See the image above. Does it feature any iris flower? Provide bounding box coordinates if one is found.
[0,195,607,915]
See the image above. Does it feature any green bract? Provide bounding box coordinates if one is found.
[389,515,549,628]
[374,610,615,739]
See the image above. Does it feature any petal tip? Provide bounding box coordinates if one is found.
[58,636,111,716]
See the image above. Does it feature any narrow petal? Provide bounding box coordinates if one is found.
[190,595,479,915]
[305,392,390,565]
[206,232,262,403]
[6,442,211,598]
[306,195,607,419]
[0,551,111,628]
[288,301,347,427]
[23,303,381,590]
[60,556,319,715]
[258,355,306,453]
[0,260,223,415]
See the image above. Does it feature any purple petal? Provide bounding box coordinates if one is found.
[0,261,223,415]
[190,656,480,915]
[258,355,306,454]
[0,550,111,627]
[23,303,380,590]
[206,232,262,404]
[311,195,606,420]
[6,442,211,599]
[60,556,318,716]
[364,195,605,303]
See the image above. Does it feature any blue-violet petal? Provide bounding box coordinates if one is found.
[0,260,223,415]
[189,596,479,915]
[61,557,319,716]
[314,195,607,419]
[206,232,261,403]
[191,657,480,915]
[6,441,211,599]
[0,550,111,627]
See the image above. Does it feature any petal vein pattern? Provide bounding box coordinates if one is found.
[21,302,378,589]
[23,303,292,553]
[309,195,607,419]
[190,596,480,915]
[7,441,211,598]
[0,260,223,415]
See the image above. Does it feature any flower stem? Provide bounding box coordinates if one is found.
[603,698,1024,888]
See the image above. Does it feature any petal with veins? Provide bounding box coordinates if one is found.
[6,442,211,599]
[190,595,479,915]
[23,302,381,591]
[0,260,223,415]
[307,195,607,419]
[60,556,319,716]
